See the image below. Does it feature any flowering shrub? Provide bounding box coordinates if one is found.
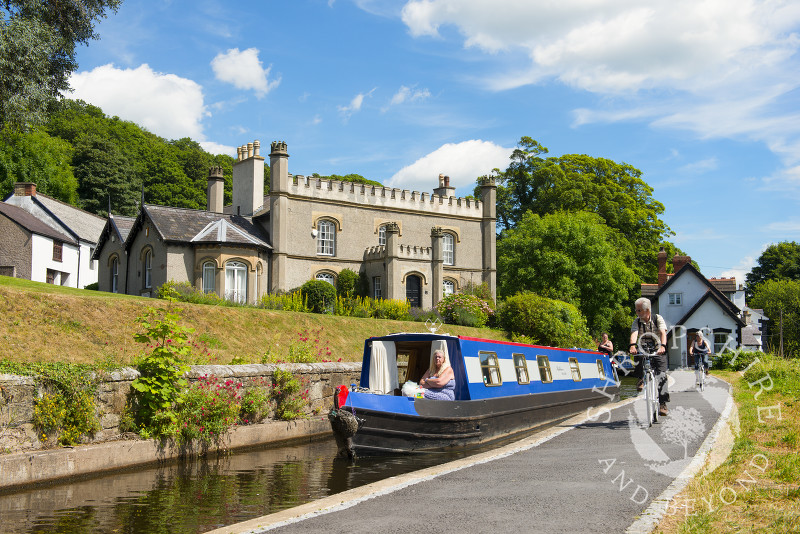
[259,291,310,312]
[240,379,270,423]
[435,293,494,328]
[172,375,244,444]
[262,327,334,363]
[270,369,309,420]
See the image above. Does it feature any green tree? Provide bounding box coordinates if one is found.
[480,136,673,282]
[73,133,138,216]
[497,210,637,334]
[750,279,800,358]
[0,0,121,130]
[497,292,594,349]
[745,242,800,300]
[0,126,77,202]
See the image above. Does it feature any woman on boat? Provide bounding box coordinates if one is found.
[419,349,456,400]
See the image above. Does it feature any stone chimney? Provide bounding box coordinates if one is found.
[672,253,691,274]
[657,247,668,287]
[14,182,37,196]
[232,140,265,216]
[207,166,224,213]
[433,173,455,197]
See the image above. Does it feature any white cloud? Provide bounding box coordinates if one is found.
[211,48,280,98]
[200,141,235,156]
[383,85,431,111]
[397,0,800,167]
[388,139,512,191]
[338,88,377,118]
[69,64,208,140]
[679,158,718,174]
[720,255,756,284]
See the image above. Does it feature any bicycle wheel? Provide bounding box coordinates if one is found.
[699,366,705,391]
[644,372,655,426]
[650,372,659,424]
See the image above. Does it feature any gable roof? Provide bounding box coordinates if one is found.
[31,194,106,243]
[673,290,746,330]
[126,204,271,250]
[92,214,137,260]
[0,202,76,244]
[653,262,742,318]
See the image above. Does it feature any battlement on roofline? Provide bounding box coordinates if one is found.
[287,174,484,217]
[364,243,432,261]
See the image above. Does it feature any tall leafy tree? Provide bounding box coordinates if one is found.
[0,126,77,202]
[73,134,138,216]
[480,136,674,283]
[0,0,121,130]
[750,279,800,358]
[745,241,800,300]
[496,210,637,335]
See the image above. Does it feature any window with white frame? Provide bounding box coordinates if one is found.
[143,249,152,288]
[443,279,455,296]
[317,220,335,256]
[714,331,732,353]
[668,292,682,305]
[111,257,119,293]
[373,276,382,299]
[378,225,386,246]
[316,272,335,285]
[443,233,454,265]
[225,261,247,303]
[202,262,215,294]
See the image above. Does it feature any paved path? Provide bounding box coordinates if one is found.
[209,370,736,534]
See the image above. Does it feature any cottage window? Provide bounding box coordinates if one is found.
[443,279,455,296]
[52,240,63,262]
[537,355,553,383]
[569,357,582,381]
[202,262,215,294]
[479,351,502,386]
[373,276,382,299]
[316,272,335,285]
[443,233,454,265]
[513,354,530,384]
[143,250,152,289]
[225,261,247,303]
[378,225,386,246]
[668,292,682,305]
[714,331,732,353]
[111,258,119,293]
[317,220,336,256]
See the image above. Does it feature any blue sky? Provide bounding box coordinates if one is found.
[70,0,800,284]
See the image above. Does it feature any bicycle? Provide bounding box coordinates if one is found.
[636,353,659,426]
[694,353,708,391]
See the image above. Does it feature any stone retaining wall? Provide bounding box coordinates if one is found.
[0,363,362,454]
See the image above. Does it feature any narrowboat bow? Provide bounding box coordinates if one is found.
[329,332,619,457]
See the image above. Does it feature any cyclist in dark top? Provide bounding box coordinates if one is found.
[629,297,669,416]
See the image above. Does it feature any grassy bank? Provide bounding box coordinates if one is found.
[0,275,510,365]
[655,354,800,533]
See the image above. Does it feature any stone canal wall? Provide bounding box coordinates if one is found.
[0,363,362,454]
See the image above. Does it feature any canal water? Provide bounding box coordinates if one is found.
[1,376,639,533]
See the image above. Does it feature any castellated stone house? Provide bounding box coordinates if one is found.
[93,140,497,308]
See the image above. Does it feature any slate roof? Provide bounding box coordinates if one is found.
[0,202,76,244]
[740,325,762,347]
[92,214,137,260]
[33,194,106,243]
[127,205,271,250]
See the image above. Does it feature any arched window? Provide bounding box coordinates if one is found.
[378,225,386,246]
[443,279,455,296]
[225,261,247,303]
[143,249,152,288]
[111,257,119,293]
[202,262,216,294]
[443,233,454,265]
[317,220,336,256]
[316,272,335,285]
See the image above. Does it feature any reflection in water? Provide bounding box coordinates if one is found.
[2,381,637,534]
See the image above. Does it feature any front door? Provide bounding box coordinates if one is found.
[406,275,421,308]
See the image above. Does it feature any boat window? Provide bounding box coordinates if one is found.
[537,355,552,383]
[513,353,529,384]
[596,359,606,380]
[569,357,582,381]
[479,352,502,386]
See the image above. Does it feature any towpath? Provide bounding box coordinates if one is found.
[209,370,737,534]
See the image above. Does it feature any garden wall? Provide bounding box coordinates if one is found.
[0,363,362,454]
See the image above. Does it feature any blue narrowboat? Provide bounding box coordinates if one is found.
[329,332,619,456]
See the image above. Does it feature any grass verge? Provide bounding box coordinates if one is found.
[654,353,800,533]
[0,275,510,365]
